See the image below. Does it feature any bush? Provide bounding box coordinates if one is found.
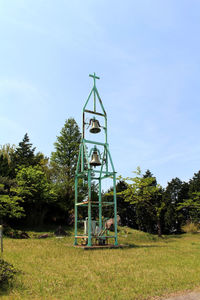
[182,222,199,233]
[0,259,18,286]
[3,225,29,239]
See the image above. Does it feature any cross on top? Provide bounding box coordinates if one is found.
[89,72,100,87]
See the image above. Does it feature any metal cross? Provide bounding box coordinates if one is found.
[89,72,100,87]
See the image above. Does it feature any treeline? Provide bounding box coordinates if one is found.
[0,118,200,235]
[108,168,200,236]
[0,118,80,227]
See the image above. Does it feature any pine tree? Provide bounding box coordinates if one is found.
[164,178,189,233]
[50,118,81,221]
[51,118,81,179]
[178,171,200,223]
[14,133,36,168]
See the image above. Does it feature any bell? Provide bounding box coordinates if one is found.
[90,150,101,167]
[89,118,101,134]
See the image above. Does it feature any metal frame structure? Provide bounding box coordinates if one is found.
[74,73,118,247]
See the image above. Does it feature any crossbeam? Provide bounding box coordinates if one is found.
[89,72,100,87]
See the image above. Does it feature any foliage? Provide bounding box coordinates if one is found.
[50,118,81,221]
[0,144,16,178]
[179,171,200,223]
[13,133,46,175]
[51,118,81,178]
[0,259,18,286]
[163,178,189,233]
[104,180,136,226]
[181,221,199,233]
[14,133,36,168]
[0,177,24,222]
[3,225,29,238]
[117,168,164,236]
[115,180,136,227]
[2,123,200,232]
[178,192,200,223]
[16,166,56,226]
[189,170,200,194]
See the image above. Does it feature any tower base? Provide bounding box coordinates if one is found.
[74,244,128,250]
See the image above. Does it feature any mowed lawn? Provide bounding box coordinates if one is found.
[1,228,200,300]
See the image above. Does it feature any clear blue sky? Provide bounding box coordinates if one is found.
[0,0,200,186]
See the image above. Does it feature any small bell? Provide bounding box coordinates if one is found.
[89,118,101,134]
[90,149,101,167]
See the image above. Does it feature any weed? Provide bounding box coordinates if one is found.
[182,222,199,233]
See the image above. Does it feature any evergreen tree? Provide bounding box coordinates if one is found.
[13,133,36,169]
[164,178,189,233]
[189,170,200,195]
[116,180,136,227]
[50,118,81,222]
[178,171,200,223]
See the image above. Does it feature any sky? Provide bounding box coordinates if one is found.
[0,0,200,187]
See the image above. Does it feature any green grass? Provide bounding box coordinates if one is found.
[1,227,200,299]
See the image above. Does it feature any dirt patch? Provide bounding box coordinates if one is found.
[163,291,200,300]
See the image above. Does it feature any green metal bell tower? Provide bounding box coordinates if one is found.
[74,73,118,247]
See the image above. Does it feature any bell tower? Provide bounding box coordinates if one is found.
[74,73,118,247]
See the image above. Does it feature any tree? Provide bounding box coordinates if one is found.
[134,170,160,233]
[0,144,16,178]
[16,166,56,227]
[189,170,200,195]
[50,118,81,221]
[117,168,164,236]
[116,180,133,226]
[164,178,189,233]
[51,118,81,178]
[178,192,200,223]
[0,176,24,223]
[105,180,136,227]
[14,133,36,168]
[177,171,200,223]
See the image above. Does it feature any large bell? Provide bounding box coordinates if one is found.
[89,118,101,134]
[90,150,101,167]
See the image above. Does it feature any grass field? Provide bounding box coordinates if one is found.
[1,227,200,300]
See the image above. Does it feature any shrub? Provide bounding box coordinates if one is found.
[181,222,199,233]
[0,259,18,286]
[3,225,29,239]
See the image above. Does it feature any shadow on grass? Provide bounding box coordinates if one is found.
[122,243,166,249]
[162,234,183,239]
[0,284,10,296]
[160,234,186,244]
[0,281,19,297]
[0,279,25,297]
[82,243,166,250]
[19,225,73,233]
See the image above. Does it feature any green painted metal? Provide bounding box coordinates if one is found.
[113,173,118,246]
[88,170,92,246]
[74,176,78,245]
[98,179,102,231]
[83,139,108,147]
[74,73,118,247]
